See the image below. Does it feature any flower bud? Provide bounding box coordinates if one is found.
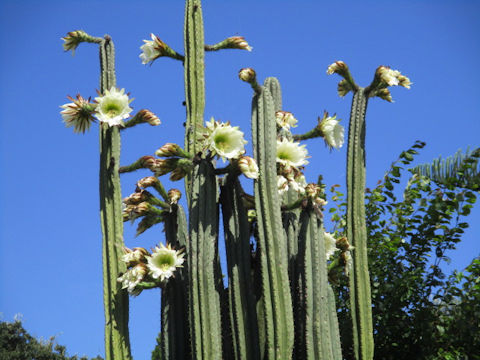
[140,156,157,169]
[238,68,256,83]
[336,236,353,252]
[167,189,182,205]
[326,61,348,76]
[238,156,259,179]
[337,79,352,97]
[375,88,393,102]
[123,190,149,206]
[150,158,178,176]
[138,109,160,126]
[122,247,149,267]
[305,183,322,199]
[169,167,187,181]
[155,143,186,158]
[136,176,160,190]
[225,36,252,51]
[61,30,89,53]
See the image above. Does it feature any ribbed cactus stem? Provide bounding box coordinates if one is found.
[251,85,294,359]
[296,208,341,359]
[220,175,260,360]
[188,159,223,359]
[184,0,205,158]
[161,205,189,360]
[346,88,374,360]
[98,36,132,360]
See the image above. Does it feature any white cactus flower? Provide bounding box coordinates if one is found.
[277,175,289,195]
[205,118,247,160]
[276,138,309,168]
[147,243,185,282]
[117,263,148,294]
[319,115,344,150]
[275,111,298,130]
[94,87,133,127]
[139,34,162,65]
[324,232,339,260]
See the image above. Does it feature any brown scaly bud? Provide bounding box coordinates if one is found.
[123,190,153,206]
[305,183,322,199]
[238,68,256,83]
[224,36,252,51]
[122,247,149,267]
[336,236,354,252]
[136,176,160,191]
[155,143,189,158]
[326,61,348,77]
[61,30,101,54]
[169,167,188,181]
[138,109,161,126]
[123,202,150,222]
[167,189,182,205]
[150,158,179,176]
[375,88,393,102]
[140,156,157,169]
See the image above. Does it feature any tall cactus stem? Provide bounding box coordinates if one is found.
[161,205,189,360]
[220,175,260,360]
[188,159,223,359]
[251,84,294,359]
[346,88,374,360]
[98,36,132,360]
[184,0,206,201]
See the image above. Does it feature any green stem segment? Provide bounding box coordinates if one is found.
[346,88,374,360]
[188,160,223,359]
[251,84,294,359]
[98,36,132,360]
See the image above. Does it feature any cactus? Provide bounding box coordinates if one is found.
[62,4,411,360]
[251,84,294,359]
[98,36,132,360]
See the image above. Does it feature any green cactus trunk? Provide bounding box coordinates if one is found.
[188,159,223,359]
[161,205,189,360]
[346,88,374,360]
[296,209,342,360]
[220,175,260,360]
[251,85,294,360]
[98,37,132,360]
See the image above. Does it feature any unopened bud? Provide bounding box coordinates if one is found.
[138,109,161,126]
[150,158,178,176]
[169,167,187,181]
[155,143,187,158]
[305,183,322,199]
[167,189,182,205]
[375,88,393,102]
[337,79,352,97]
[136,176,160,190]
[326,61,348,76]
[238,156,259,179]
[140,156,156,169]
[239,68,256,83]
[225,36,252,51]
[123,191,149,205]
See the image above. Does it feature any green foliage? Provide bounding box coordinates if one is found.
[330,142,479,359]
[0,320,103,360]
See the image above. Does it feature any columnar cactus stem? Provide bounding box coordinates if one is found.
[220,175,260,360]
[188,159,223,359]
[346,88,374,360]
[161,204,189,360]
[251,83,294,359]
[183,0,205,158]
[98,36,132,360]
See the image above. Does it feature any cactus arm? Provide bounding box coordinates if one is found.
[327,284,343,360]
[346,88,374,360]
[251,85,294,359]
[220,175,260,360]
[188,160,223,359]
[184,0,205,158]
[263,77,282,112]
[98,36,132,360]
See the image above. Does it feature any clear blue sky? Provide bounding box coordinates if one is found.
[1,1,479,359]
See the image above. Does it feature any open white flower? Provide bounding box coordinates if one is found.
[275,111,298,130]
[117,263,148,294]
[324,232,339,260]
[140,34,162,65]
[205,118,247,160]
[147,243,185,282]
[276,138,309,168]
[319,114,344,150]
[95,87,133,127]
[238,156,259,179]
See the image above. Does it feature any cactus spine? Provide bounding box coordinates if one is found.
[346,88,374,360]
[251,85,294,359]
[98,37,132,360]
